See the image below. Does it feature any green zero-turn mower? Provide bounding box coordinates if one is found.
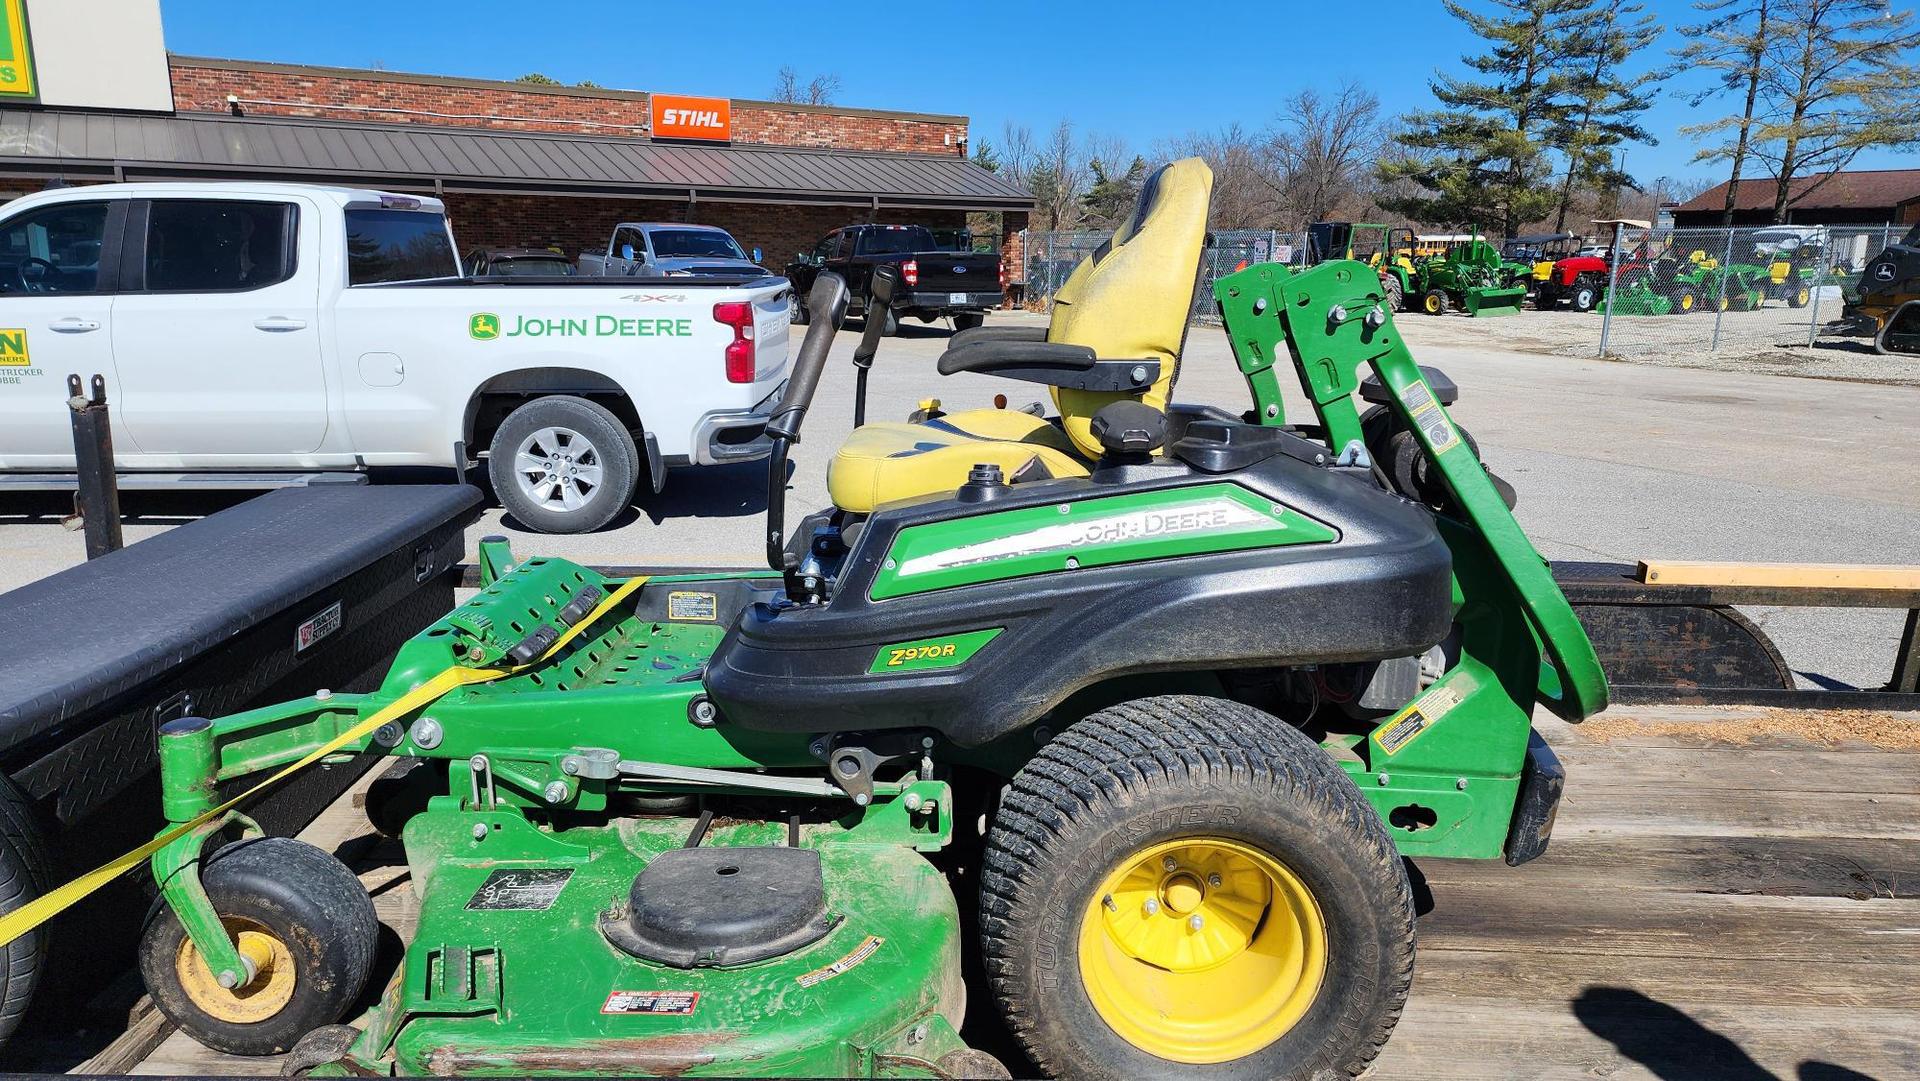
[139,158,1607,1080]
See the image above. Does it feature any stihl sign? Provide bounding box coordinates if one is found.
[651,94,731,142]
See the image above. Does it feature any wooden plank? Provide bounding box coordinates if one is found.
[1550,786,1920,839]
[1547,743,1920,794]
[72,996,174,1075]
[1375,998,1919,1081]
[1637,558,1920,590]
[1411,947,1920,1010]
[1418,835,1920,899]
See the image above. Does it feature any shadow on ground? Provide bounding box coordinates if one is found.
[1575,986,1880,1081]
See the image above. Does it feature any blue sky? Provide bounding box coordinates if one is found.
[156,0,1915,186]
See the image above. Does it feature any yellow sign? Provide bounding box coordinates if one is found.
[0,328,26,366]
[0,0,33,100]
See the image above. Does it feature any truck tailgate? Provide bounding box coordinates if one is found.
[913,252,1000,294]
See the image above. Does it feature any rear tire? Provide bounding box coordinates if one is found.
[139,838,377,1056]
[488,395,638,534]
[1380,275,1404,312]
[0,774,50,1048]
[980,695,1414,1080]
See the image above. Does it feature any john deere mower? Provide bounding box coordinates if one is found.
[136,159,1606,1080]
[1830,221,1920,355]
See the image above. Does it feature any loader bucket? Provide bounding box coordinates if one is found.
[1464,284,1527,316]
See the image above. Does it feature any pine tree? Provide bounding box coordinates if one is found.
[1082,156,1148,227]
[1752,0,1920,221]
[1676,0,1781,226]
[1380,0,1602,237]
[1548,4,1665,231]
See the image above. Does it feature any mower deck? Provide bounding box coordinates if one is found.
[117,704,1920,1080]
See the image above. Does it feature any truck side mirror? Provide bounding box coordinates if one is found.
[621,243,635,261]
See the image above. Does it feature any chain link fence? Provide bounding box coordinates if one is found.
[1021,223,1901,356]
[1022,229,1302,321]
[1587,223,1895,361]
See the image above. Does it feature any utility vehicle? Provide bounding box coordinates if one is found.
[136,158,1606,1079]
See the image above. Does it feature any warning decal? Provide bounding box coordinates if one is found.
[603,990,700,1015]
[1398,379,1459,453]
[1374,708,1428,755]
[465,868,574,911]
[666,591,719,621]
[1372,682,1463,757]
[797,935,884,988]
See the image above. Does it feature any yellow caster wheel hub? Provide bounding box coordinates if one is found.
[175,916,297,1024]
[1078,838,1327,1063]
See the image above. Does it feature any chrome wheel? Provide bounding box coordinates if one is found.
[512,426,605,512]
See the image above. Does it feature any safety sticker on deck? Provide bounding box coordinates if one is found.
[797,935,884,988]
[603,990,700,1015]
[667,591,719,621]
[464,867,574,911]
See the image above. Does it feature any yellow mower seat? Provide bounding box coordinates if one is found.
[824,156,1213,515]
[826,409,1089,514]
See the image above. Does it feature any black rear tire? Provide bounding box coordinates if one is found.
[487,395,638,535]
[0,774,50,1048]
[139,838,377,1056]
[980,695,1415,1080]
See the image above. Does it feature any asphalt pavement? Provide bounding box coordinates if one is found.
[3,310,1916,691]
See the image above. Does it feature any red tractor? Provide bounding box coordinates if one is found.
[1533,219,1654,313]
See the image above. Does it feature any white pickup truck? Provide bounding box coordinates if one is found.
[0,182,792,532]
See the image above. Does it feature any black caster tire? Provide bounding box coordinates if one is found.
[487,395,639,535]
[280,1024,362,1076]
[0,774,50,1048]
[139,838,377,1056]
[981,695,1415,1081]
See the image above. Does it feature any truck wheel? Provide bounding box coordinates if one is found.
[953,313,985,332]
[981,696,1414,1080]
[790,295,809,326]
[0,774,50,1048]
[138,838,377,1056]
[488,396,638,534]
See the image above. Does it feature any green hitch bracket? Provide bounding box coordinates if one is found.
[158,716,219,822]
[476,534,516,588]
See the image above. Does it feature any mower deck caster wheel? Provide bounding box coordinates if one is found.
[937,1048,1013,1078]
[138,837,377,1056]
[981,695,1415,1080]
[280,1024,362,1076]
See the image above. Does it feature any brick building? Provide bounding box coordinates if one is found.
[1672,169,1920,228]
[0,10,1032,281]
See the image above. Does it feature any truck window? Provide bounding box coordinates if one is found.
[0,202,109,295]
[812,235,836,262]
[648,228,746,260]
[143,200,296,292]
[345,208,458,285]
[856,228,935,256]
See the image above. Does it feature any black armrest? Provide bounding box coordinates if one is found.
[949,324,1047,349]
[936,340,1162,392]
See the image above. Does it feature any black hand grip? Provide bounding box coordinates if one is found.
[767,273,849,442]
[853,265,901,371]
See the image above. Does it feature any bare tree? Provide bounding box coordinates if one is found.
[1270,82,1386,227]
[771,65,842,105]
[1156,125,1284,230]
[1678,0,1781,226]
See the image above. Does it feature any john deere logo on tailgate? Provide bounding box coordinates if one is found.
[469,313,501,340]
[0,328,27,366]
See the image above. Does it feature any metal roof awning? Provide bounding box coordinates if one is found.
[0,109,1033,212]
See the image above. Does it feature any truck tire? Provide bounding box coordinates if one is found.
[953,313,985,332]
[981,695,1415,1080]
[0,774,50,1049]
[488,396,638,534]
[790,295,809,326]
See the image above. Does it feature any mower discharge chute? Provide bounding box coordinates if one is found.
[139,159,1605,1080]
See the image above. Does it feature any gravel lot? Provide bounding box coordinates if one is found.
[3,307,1916,693]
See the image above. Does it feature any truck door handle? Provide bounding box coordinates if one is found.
[48,317,101,333]
[254,317,308,332]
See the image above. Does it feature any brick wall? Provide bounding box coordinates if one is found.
[438,193,966,275]
[169,59,966,153]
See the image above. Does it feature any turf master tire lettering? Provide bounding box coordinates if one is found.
[980,696,1415,1080]
[138,838,377,1056]
[488,395,639,534]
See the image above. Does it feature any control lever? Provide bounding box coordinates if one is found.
[851,265,900,429]
[765,274,849,580]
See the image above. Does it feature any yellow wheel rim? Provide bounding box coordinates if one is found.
[1424,295,1440,314]
[1680,293,1694,311]
[175,917,297,1024]
[1798,288,1810,305]
[1077,839,1327,1064]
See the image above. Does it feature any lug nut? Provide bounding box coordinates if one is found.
[1143,898,1160,916]
[1208,873,1223,888]
[1162,856,1179,872]
[1189,915,1205,931]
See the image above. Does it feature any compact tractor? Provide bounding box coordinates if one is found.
[1306,221,1419,311]
[135,159,1607,1079]
[1407,233,1528,316]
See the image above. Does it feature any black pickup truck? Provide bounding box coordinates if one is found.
[786,224,1002,334]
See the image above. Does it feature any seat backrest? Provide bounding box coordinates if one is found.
[1045,157,1213,458]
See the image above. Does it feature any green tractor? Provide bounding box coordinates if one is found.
[1408,233,1529,317]
[1306,221,1420,311]
[133,159,1606,1080]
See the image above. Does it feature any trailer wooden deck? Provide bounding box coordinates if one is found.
[90,706,1920,1079]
